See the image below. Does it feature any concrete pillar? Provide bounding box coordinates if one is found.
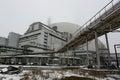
[67,48,69,65]
[114,45,119,68]
[105,33,111,64]
[86,37,89,65]
[95,31,100,69]
[72,48,75,65]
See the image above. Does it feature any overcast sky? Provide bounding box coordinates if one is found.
[0,0,120,53]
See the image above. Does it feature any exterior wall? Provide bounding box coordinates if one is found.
[0,37,8,55]
[43,27,67,51]
[5,32,21,55]
[38,27,48,50]
[19,22,44,52]
[46,27,67,51]
[19,30,44,52]
[0,37,8,46]
[48,34,65,51]
[8,32,21,47]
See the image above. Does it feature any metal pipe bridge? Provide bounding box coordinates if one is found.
[57,0,120,52]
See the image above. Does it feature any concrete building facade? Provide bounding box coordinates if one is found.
[8,32,21,47]
[18,22,67,53]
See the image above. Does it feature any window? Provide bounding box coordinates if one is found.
[45,32,48,34]
[44,35,48,37]
[44,45,47,48]
[44,38,48,41]
[44,41,47,44]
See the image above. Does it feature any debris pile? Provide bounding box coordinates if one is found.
[0,66,23,74]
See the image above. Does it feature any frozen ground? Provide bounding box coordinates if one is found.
[0,65,80,70]
[0,70,28,80]
[0,69,119,80]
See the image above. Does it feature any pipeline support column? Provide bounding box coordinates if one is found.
[105,33,111,65]
[86,37,89,65]
[95,31,100,69]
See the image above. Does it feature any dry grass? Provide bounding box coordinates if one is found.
[20,74,29,80]
[89,70,107,78]
[21,69,114,80]
[61,76,94,80]
[32,70,43,75]
[78,68,108,78]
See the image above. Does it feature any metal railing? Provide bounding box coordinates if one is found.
[57,0,120,51]
[73,0,120,37]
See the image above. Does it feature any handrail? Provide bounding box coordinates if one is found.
[57,0,120,51]
[73,0,120,37]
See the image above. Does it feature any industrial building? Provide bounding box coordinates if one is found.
[18,22,69,52]
[0,22,108,66]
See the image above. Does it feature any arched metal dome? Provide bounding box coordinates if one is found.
[51,22,80,33]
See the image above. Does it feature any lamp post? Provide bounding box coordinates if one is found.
[114,44,120,68]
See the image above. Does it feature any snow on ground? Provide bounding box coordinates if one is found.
[0,70,29,80]
[0,74,21,80]
[0,69,119,80]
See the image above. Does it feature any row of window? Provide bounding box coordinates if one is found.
[19,33,40,43]
[44,32,48,46]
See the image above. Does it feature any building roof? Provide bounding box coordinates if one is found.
[25,22,62,35]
